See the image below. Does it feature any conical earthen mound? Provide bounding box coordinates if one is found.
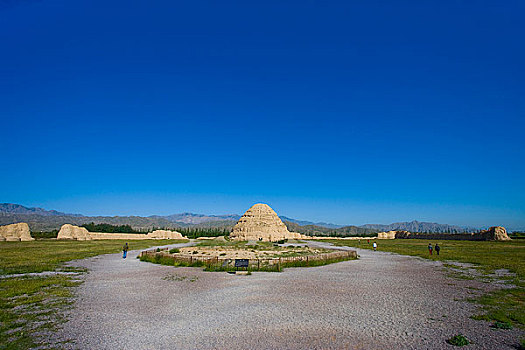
[230,203,294,242]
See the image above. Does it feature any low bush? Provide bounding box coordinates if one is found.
[169,248,180,254]
[491,321,513,330]
[447,334,470,346]
[31,230,59,239]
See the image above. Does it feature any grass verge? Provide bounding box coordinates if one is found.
[0,239,187,349]
[323,239,525,328]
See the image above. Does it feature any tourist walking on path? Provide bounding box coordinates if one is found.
[435,243,440,256]
[428,243,433,256]
[123,243,128,259]
[373,242,377,251]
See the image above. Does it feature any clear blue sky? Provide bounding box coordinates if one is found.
[1,1,524,229]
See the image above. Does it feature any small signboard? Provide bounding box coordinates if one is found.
[234,259,249,268]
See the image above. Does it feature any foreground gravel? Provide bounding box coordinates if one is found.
[54,241,524,350]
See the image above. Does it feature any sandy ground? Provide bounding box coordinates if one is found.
[53,241,524,350]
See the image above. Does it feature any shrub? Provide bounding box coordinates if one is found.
[169,248,180,254]
[31,230,59,239]
[219,253,226,256]
[193,251,199,254]
[492,321,513,330]
[156,248,161,252]
[447,334,470,346]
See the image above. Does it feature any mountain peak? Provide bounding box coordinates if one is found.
[0,203,81,217]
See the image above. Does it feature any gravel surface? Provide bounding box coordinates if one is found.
[54,241,524,350]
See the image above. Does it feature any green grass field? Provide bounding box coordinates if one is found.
[0,239,187,350]
[325,239,525,328]
[0,239,188,275]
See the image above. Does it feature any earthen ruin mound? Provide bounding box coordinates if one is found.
[57,224,92,240]
[147,229,184,239]
[482,226,511,241]
[0,223,34,241]
[230,203,304,242]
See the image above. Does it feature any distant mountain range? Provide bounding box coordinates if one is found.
[150,212,240,225]
[0,203,83,217]
[0,203,481,233]
[280,216,343,229]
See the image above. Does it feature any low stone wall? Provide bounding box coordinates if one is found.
[395,232,488,241]
[57,224,187,240]
[146,230,184,239]
[310,236,375,240]
[88,232,150,240]
[139,249,357,271]
[386,226,511,241]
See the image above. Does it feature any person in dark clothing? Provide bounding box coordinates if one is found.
[123,243,129,259]
[428,243,433,256]
[435,243,440,255]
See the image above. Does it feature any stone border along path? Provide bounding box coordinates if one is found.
[51,240,524,350]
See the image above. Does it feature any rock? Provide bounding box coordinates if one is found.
[481,226,511,241]
[147,230,185,239]
[230,203,297,242]
[0,223,34,241]
[57,224,92,240]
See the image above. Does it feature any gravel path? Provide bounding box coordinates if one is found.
[55,241,523,350]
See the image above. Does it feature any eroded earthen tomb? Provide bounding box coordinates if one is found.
[230,203,302,242]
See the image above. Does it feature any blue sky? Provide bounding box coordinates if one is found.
[1,1,524,229]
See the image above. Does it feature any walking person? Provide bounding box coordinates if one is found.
[428,243,433,256]
[373,241,377,251]
[123,242,128,259]
[435,243,440,256]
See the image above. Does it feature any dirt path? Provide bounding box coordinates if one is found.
[55,242,523,349]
